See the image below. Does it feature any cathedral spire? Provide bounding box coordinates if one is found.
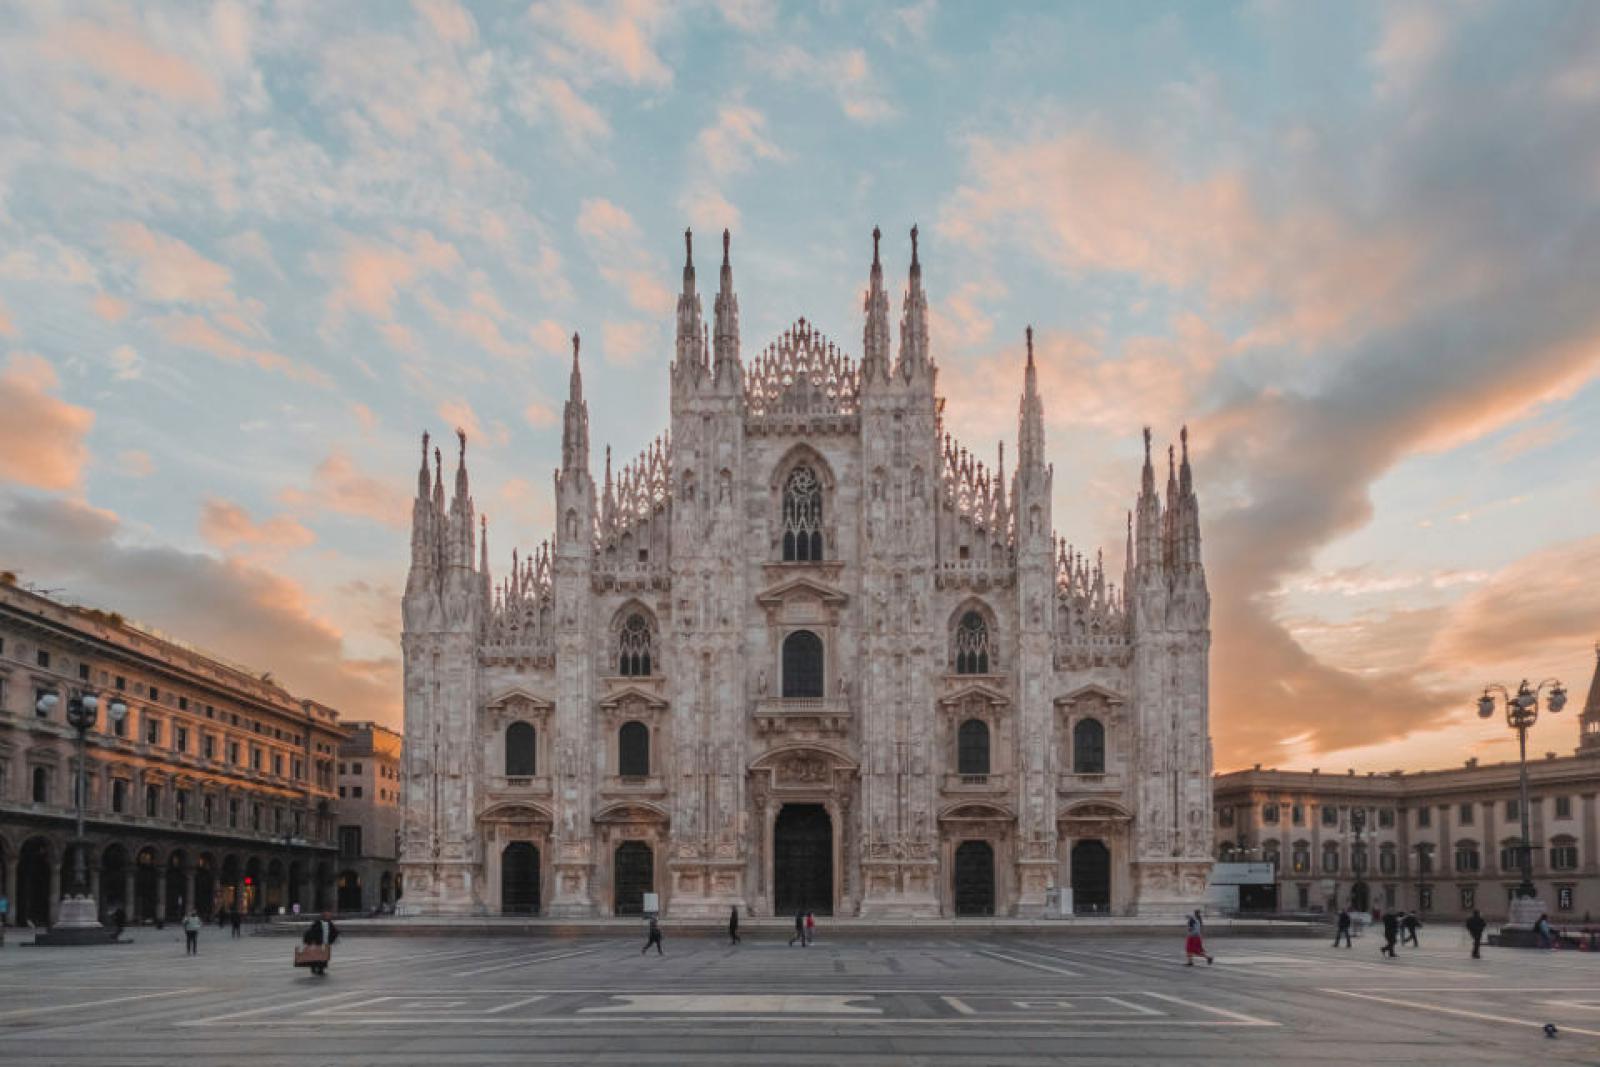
[1018,325,1046,481]
[675,227,707,380]
[1580,643,1600,757]
[1135,426,1163,579]
[562,332,590,476]
[861,225,891,384]
[713,228,740,385]
[416,431,431,498]
[897,224,930,380]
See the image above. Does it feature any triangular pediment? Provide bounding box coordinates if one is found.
[938,681,1010,707]
[479,801,554,823]
[1058,799,1133,821]
[598,684,670,711]
[594,801,670,824]
[484,686,554,711]
[1054,683,1127,707]
[938,801,1016,822]
[756,575,849,608]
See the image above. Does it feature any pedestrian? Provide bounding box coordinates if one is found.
[641,915,664,956]
[300,909,339,976]
[230,909,242,939]
[113,907,127,939]
[1333,908,1353,949]
[1465,909,1487,959]
[1402,911,1420,947]
[728,906,740,946]
[805,911,816,945]
[1184,909,1213,966]
[789,908,806,947]
[1535,913,1555,949]
[1380,909,1399,958]
[182,909,201,955]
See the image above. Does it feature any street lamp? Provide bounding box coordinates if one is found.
[1477,678,1566,903]
[34,689,127,943]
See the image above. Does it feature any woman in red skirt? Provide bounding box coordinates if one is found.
[1185,909,1214,966]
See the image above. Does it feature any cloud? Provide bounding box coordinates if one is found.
[768,45,895,123]
[511,74,612,148]
[108,221,237,307]
[157,314,331,387]
[92,293,130,323]
[0,493,398,724]
[199,498,316,552]
[716,0,777,33]
[280,451,409,528]
[108,344,142,381]
[438,397,483,441]
[529,0,674,88]
[415,0,478,46]
[116,449,155,478]
[601,320,654,365]
[47,19,223,109]
[327,229,463,321]
[695,104,784,176]
[1371,6,1447,98]
[523,398,558,428]
[576,199,674,316]
[678,186,741,231]
[351,403,378,433]
[0,354,94,492]
[0,299,15,337]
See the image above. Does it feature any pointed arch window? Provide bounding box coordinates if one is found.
[781,630,824,698]
[505,722,536,777]
[957,719,991,776]
[618,613,653,677]
[954,611,992,674]
[1072,718,1105,774]
[619,721,650,778]
[781,466,824,561]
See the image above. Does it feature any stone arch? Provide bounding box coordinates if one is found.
[781,629,825,698]
[948,597,999,674]
[609,600,658,678]
[1072,717,1106,774]
[770,444,837,562]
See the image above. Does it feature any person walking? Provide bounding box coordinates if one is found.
[641,915,664,956]
[113,907,127,939]
[301,910,339,976]
[1465,909,1487,959]
[789,908,807,947]
[230,909,242,939]
[805,911,816,945]
[1380,909,1399,958]
[1333,908,1353,948]
[1401,911,1421,947]
[1184,910,1213,966]
[182,909,201,956]
[1535,913,1556,949]
[728,906,740,946]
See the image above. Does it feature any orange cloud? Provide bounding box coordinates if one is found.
[92,292,130,322]
[695,104,784,176]
[0,298,15,337]
[157,314,331,387]
[199,498,316,552]
[116,449,155,478]
[0,354,94,491]
[50,20,222,109]
[531,0,673,88]
[280,450,410,528]
[109,221,236,306]
[328,229,462,321]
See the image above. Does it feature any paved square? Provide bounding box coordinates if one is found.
[0,928,1596,1063]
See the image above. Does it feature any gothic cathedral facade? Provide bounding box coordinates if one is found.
[399,228,1212,918]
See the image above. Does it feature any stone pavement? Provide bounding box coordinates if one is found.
[0,925,1595,1064]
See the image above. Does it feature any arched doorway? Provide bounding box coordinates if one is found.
[337,869,363,913]
[165,851,187,919]
[954,840,996,916]
[16,838,53,927]
[613,841,654,916]
[100,844,129,916]
[194,854,215,919]
[1350,880,1371,912]
[1071,840,1111,914]
[134,847,160,921]
[380,871,393,907]
[773,804,833,916]
[501,843,540,915]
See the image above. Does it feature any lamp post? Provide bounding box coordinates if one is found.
[34,689,128,943]
[1411,842,1431,916]
[1477,678,1566,902]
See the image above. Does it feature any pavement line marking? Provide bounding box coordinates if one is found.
[451,946,601,977]
[579,994,883,1015]
[181,989,372,1026]
[1144,992,1277,1027]
[0,988,201,1021]
[977,949,1079,977]
[486,995,547,1014]
[943,996,976,1015]
[1322,988,1600,1038]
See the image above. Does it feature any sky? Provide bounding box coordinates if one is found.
[1,0,1598,773]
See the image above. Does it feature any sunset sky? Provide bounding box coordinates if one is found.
[1,1,1597,772]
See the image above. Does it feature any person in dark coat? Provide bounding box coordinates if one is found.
[1333,908,1353,948]
[789,908,807,947]
[1401,911,1421,947]
[112,907,127,938]
[1465,910,1487,959]
[230,909,242,938]
[1380,909,1399,957]
[641,916,664,956]
[728,906,740,946]
[301,910,339,976]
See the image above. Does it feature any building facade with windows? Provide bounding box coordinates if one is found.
[0,580,345,928]
[1215,651,1600,921]
[400,230,1213,919]
[335,721,402,913]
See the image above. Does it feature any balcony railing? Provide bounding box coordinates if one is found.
[752,697,851,735]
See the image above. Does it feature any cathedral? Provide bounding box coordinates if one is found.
[398,227,1212,919]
